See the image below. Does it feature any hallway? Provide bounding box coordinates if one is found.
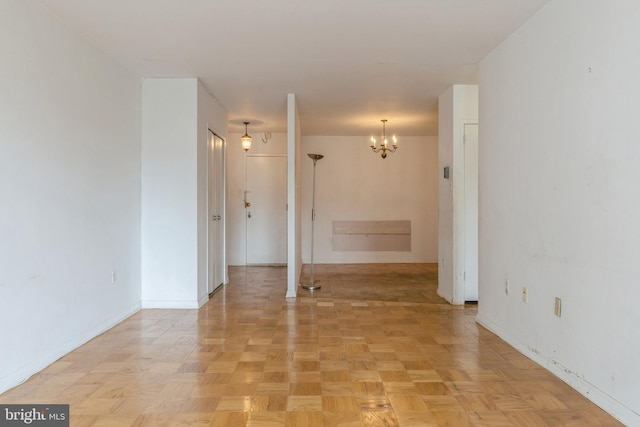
[0,265,621,426]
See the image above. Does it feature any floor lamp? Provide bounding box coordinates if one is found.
[302,153,324,290]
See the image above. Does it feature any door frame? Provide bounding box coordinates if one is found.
[462,122,479,302]
[244,153,288,265]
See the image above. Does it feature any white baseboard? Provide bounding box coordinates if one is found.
[476,314,639,427]
[197,293,209,307]
[0,302,140,395]
[141,300,200,309]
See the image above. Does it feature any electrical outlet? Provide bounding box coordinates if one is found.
[522,287,528,303]
[505,279,509,295]
[555,297,562,317]
[111,270,117,284]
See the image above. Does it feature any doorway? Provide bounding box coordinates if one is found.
[207,130,226,294]
[245,155,288,265]
[463,123,479,302]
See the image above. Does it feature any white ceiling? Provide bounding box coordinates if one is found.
[38,0,549,136]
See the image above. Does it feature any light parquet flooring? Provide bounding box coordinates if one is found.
[0,264,623,426]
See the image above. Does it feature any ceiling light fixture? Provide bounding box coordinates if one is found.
[369,119,398,159]
[241,121,252,152]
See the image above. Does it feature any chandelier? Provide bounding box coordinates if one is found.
[369,119,398,159]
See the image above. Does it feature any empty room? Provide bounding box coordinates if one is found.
[1,1,639,426]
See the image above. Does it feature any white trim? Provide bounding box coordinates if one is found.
[476,315,639,427]
[198,293,209,307]
[141,300,201,309]
[285,289,297,298]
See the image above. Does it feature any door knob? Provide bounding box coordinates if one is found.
[245,201,251,208]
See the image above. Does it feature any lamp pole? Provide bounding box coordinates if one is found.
[302,153,324,290]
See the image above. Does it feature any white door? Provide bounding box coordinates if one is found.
[463,123,479,301]
[246,155,288,265]
[208,131,226,294]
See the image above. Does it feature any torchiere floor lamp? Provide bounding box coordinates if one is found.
[302,153,324,290]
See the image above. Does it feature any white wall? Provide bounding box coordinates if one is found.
[141,78,227,308]
[301,135,438,263]
[226,132,288,266]
[141,79,198,307]
[438,85,478,304]
[227,129,438,268]
[0,1,141,393]
[477,1,640,425]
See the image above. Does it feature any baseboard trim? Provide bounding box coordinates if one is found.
[285,289,297,298]
[476,314,639,427]
[141,300,201,309]
[0,302,140,395]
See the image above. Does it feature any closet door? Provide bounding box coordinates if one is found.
[208,130,226,293]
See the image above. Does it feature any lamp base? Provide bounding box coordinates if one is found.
[300,281,321,291]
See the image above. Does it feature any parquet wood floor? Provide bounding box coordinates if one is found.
[0,264,622,426]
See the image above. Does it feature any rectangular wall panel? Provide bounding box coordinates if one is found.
[332,220,411,252]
